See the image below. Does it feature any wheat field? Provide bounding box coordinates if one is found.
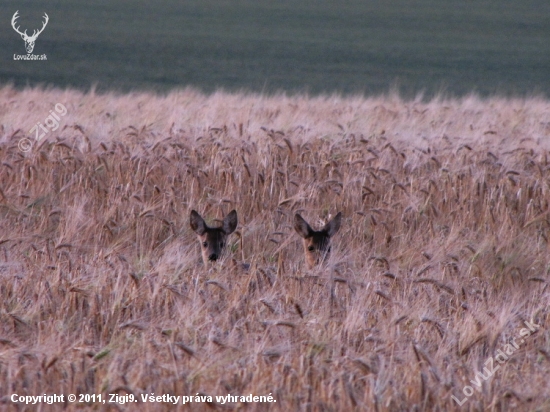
[0,85,550,411]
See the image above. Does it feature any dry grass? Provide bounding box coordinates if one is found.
[1,85,550,411]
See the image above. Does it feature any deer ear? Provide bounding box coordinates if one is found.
[222,210,238,235]
[294,214,313,238]
[190,210,207,235]
[323,212,342,237]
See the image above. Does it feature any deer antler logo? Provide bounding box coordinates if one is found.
[11,11,49,54]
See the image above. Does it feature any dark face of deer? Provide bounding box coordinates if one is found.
[190,210,237,265]
[293,212,342,268]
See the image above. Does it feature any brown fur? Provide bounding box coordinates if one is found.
[293,212,342,268]
[190,210,238,265]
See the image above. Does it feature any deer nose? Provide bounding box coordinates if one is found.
[208,253,218,261]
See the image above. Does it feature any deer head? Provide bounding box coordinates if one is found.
[190,210,238,265]
[12,11,49,54]
[294,212,342,268]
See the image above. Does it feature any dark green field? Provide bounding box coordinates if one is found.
[1,0,549,97]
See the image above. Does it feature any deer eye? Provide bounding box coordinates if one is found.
[307,246,315,252]
[220,242,225,248]
[202,242,208,247]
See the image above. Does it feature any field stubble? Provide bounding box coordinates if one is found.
[1,86,550,410]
